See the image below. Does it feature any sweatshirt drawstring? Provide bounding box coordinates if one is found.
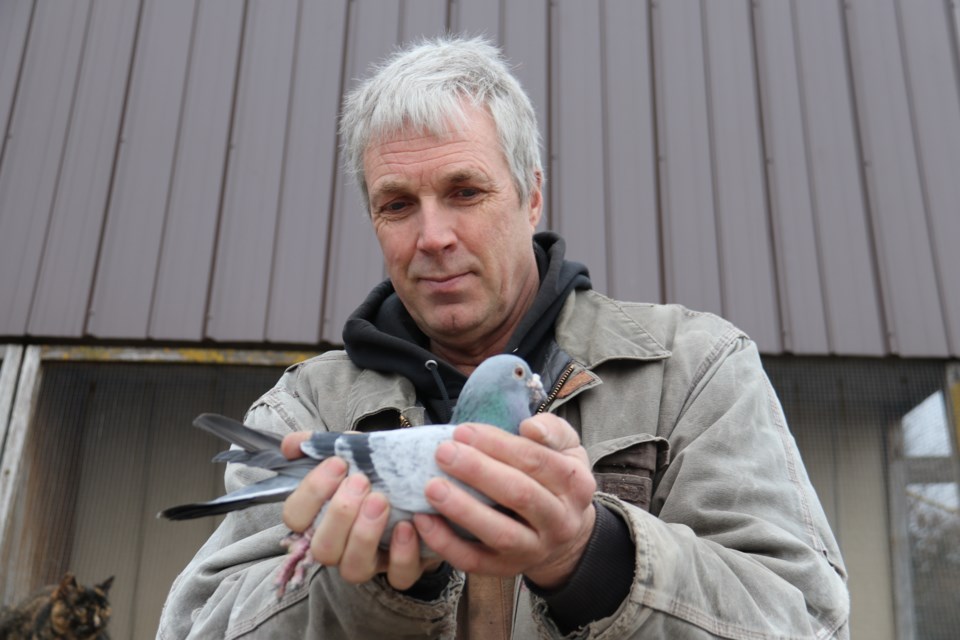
[424,359,453,423]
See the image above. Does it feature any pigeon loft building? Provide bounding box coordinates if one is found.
[1,1,959,638]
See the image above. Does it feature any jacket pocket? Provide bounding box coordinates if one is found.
[587,435,670,511]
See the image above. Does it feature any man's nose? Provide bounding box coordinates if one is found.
[416,200,457,254]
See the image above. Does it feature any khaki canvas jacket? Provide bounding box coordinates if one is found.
[157,289,849,639]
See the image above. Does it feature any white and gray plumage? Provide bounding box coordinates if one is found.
[159,354,545,592]
[160,354,544,521]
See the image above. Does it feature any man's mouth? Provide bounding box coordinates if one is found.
[418,272,470,294]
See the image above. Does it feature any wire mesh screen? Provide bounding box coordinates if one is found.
[899,382,959,640]
[0,361,286,639]
[763,357,959,640]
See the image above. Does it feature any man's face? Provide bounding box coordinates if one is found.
[363,104,543,357]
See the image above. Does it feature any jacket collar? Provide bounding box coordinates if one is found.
[344,288,671,430]
[555,289,671,368]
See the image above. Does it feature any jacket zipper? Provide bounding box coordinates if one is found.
[399,413,412,428]
[536,363,576,414]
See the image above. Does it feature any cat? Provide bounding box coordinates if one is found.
[0,573,113,640]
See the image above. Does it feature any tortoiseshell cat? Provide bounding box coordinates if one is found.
[0,573,113,639]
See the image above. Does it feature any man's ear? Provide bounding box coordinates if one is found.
[527,170,543,229]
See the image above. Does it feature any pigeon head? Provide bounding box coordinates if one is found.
[450,354,546,432]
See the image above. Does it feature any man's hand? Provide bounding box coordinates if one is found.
[280,432,441,590]
[413,414,597,589]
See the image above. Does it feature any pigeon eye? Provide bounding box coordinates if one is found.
[513,366,524,379]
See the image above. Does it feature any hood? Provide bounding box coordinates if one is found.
[341,231,591,421]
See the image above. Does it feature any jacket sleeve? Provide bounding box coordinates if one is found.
[155,374,463,640]
[531,333,850,639]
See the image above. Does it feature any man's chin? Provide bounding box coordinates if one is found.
[423,314,478,339]
[417,308,485,341]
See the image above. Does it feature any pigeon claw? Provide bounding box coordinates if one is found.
[274,528,316,598]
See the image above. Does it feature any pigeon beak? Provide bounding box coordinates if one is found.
[528,373,546,405]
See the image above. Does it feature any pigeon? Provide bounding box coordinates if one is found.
[159,353,546,594]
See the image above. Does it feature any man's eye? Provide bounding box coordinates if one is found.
[455,188,479,199]
[380,200,409,213]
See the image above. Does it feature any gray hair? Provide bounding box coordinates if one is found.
[340,35,543,210]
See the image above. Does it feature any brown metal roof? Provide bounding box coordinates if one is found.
[0,0,957,357]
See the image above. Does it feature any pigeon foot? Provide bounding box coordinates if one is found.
[275,528,316,598]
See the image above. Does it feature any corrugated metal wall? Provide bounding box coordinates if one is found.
[0,0,958,356]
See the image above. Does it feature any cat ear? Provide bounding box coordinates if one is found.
[97,576,115,593]
[54,572,78,597]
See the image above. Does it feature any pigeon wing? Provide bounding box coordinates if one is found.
[158,473,303,520]
[194,413,283,452]
[159,414,311,520]
[366,425,492,513]
[302,426,460,513]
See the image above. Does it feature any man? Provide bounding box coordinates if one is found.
[159,36,849,638]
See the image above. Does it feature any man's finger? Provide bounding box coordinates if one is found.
[283,456,348,531]
[385,521,428,590]
[281,430,362,459]
[414,513,492,575]
[338,491,391,584]
[424,476,540,552]
[449,423,593,499]
[517,415,582,452]
[281,431,311,459]
[309,473,371,565]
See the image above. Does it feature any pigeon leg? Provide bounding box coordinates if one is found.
[275,528,316,597]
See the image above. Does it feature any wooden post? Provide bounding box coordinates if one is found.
[0,345,43,599]
[0,345,24,453]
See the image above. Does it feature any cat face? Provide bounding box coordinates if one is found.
[48,574,113,640]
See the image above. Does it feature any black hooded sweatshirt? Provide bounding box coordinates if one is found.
[341,231,633,633]
[343,231,591,422]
